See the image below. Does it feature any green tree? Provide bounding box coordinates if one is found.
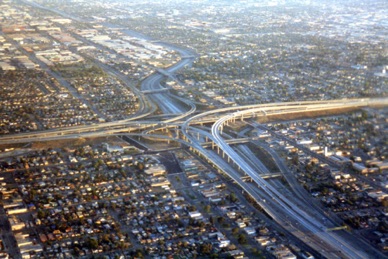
[37,209,46,219]
[237,234,247,244]
[86,238,98,249]
[134,249,144,258]
[229,192,238,203]
[137,162,145,171]
[199,243,212,255]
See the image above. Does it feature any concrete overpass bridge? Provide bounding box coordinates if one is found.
[142,88,170,94]
[156,68,176,79]
[179,97,388,259]
[0,98,387,146]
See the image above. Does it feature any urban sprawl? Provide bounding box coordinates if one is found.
[0,0,387,259]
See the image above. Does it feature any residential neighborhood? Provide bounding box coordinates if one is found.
[0,140,317,259]
[0,0,387,258]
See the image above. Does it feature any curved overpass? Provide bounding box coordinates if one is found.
[0,98,386,145]
[180,98,388,259]
[140,46,196,116]
[210,112,367,259]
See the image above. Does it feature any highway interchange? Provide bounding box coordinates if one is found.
[3,2,388,258]
[2,86,386,259]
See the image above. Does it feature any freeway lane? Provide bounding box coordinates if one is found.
[180,104,387,258]
[238,124,347,227]
[0,98,386,145]
[138,37,196,115]
[233,142,353,244]
[141,74,185,114]
[140,55,195,115]
[2,2,388,258]
[210,111,372,259]
[181,126,349,258]
[246,123,386,257]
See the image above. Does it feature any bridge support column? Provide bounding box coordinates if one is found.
[233,160,240,171]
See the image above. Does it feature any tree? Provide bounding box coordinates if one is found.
[251,248,263,257]
[37,209,47,219]
[199,221,206,229]
[229,192,238,203]
[232,227,239,235]
[237,234,247,244]
[134,249,144,258]
[382,198,388,207]
[137,162,145,171]
[188,205,197,212]
[86,238,98,249]
[94,159,104,170]
[291,155,299,166]
[101,234,110,244]
[199,243,212,255]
